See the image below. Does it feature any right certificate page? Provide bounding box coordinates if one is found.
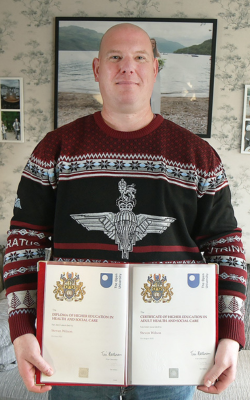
[129,264,218,385]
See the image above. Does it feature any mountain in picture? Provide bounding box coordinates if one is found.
[58,26,186,53]
[153,37,185,53]
[173,39,213,55]
[58,26,103,51]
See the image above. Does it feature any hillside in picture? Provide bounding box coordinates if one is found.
[58,26,103,51]
[58,26,186,53]
[174,39,212,55]
[58,25,212,56]
[152,37,185,53]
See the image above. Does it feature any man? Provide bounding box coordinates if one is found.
[245,122,250,151]
[4,23,246,400]
[13,118,20,140]
[2,122,7,140]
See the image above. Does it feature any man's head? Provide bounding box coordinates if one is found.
[92,23,158,115]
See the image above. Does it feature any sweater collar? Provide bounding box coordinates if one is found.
[94,111,164,139]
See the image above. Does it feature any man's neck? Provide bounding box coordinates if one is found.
[101,107,155,132]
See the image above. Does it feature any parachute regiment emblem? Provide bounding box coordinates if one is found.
[141,274,173,303]
[53,272,86,301]
[71,179,175,260]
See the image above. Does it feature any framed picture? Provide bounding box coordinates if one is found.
[0,77,24,143]
[55,17,217,138]
[241,85,250,153]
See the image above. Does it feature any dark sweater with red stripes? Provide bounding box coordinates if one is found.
[4,112,246,346]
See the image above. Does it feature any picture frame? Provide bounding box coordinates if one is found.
[0,77,24,143]
[241,85,250,154]
[54,17,217,138]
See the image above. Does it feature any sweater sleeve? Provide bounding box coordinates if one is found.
[201,229,246,348]
[3,137,57,342]
[193,151,246,348]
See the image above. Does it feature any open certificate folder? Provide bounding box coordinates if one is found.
[36,262,218,386]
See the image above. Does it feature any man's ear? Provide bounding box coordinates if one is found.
[92,58,100,82]
[153,58,159,80]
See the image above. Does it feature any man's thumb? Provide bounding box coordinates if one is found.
[35,356,53,376]
[43,366,53,376]
[203,365,222,387]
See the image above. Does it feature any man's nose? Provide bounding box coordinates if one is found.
[120,57,135,74]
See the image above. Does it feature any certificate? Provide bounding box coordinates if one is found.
[129,264,218,385]
[36,262,218,386]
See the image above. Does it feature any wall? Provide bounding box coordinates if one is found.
[0,0,249,262]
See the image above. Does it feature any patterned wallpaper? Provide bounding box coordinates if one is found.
[0,0,249,262]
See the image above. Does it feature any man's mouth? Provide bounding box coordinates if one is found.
[116,81,138,85]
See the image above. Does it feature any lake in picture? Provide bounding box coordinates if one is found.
[58,50,211,98]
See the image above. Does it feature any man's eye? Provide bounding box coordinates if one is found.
[110,55,121,60]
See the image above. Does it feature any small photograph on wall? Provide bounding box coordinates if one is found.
[0,77,24,142]
[241,85,250,153]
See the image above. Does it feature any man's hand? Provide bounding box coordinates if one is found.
[197,338,239,394]
[13,333,53,393]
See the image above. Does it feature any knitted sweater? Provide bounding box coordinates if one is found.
[4,112,246,346]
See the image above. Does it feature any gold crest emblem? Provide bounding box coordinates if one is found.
[141,274,173,303]
[53,272,86,302]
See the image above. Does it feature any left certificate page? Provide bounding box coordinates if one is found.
[36,261,129,386]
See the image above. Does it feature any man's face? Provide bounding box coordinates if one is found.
[92,24,158,113]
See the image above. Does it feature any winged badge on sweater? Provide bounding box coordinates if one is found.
[71,179,175,259]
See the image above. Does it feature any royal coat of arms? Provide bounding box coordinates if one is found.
[141,274,173,303]
[53,272,86,301]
